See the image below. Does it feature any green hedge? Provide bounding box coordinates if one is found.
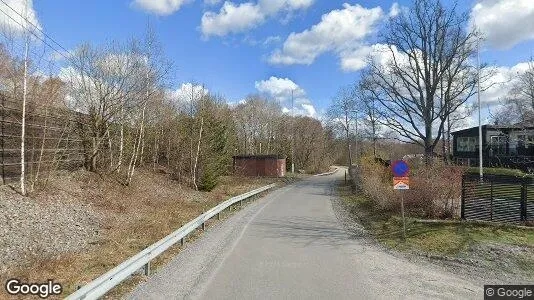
[465,167,530,177]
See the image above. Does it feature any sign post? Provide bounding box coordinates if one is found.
[391,160,410,240]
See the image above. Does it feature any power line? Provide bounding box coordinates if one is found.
[0,6,71,63]
[0,0,73,58]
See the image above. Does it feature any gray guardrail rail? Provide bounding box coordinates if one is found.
[314,167,339,176]
[66,183,276,300]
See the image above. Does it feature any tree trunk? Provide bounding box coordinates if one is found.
[116,107,124,173]
[192,117,204,191]
[20,5,29,196]
[32,106,48,192]
[107,128,114,169]
[345,114,352,166]
[127,102,147,185]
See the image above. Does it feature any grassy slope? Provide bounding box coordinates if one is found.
[0,170,302,299]
[338,182,534,279]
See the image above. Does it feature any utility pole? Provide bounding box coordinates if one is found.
[20,0,29,195]
[291,89,295,173]
[477,36,483,181]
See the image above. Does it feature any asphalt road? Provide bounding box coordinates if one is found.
[128,170,482,300]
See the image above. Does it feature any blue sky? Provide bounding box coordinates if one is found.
[3,0,534,122]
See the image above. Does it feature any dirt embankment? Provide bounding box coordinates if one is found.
[0,169,285,298]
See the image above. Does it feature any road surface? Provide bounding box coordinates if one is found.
[128,170,482,300]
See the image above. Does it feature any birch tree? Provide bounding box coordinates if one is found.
[64,42,145,172]
[327,85,359,166]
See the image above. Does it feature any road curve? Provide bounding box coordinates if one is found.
[127,171,482,300]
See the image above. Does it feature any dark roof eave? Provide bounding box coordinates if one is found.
[451,124,534,135]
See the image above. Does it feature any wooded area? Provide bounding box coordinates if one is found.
[0,29,341,194]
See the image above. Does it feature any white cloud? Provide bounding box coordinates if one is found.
[457,61,532,129]
[167,82,209,106]
[258,0,313,15]
[339,45,373,72]
[201,2,264,38]
[268,3,383,70]
[470,0,534,50]
[132,0,191,16]
[255,76,316,117]
[0,0,41,35]
[480,62,531,106]
[263,35,281,45]
[200,0,313,38]
[388,2,400,18]
[204,0,222,5]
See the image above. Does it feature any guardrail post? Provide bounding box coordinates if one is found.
[217,212,220,220]
[144,262,151,276]
[202,222,206,230]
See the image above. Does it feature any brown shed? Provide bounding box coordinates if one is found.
[232,155,286,177]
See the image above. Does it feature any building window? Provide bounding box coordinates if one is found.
[457,136,478,152]
[518,135,534,148]
[490,135,507,155]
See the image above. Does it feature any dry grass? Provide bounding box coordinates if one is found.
[0,169,287,300]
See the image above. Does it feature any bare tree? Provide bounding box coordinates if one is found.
[64,42,145,172]
[360,0,479,163]
[496,58,534,125]
[358,84,383,158]
[327,85,359,166]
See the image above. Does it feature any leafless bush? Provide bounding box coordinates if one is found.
[355,156,463,219]
[406,166,463,219]
[355,157,397,211]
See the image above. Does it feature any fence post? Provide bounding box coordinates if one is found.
[490,179,493,221]
[521,179,527,222]
[461,174,466,220]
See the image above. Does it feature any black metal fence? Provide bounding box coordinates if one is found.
[461,174,534,223]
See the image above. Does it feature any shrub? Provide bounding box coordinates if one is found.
[465,167,526,177]
[198,167,219,192]
[354,156,464,219]
[405,166,463,218]
[355,156,397,211]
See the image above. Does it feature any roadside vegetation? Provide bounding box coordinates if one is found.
[339,157,534,281]
[0,168,305,298]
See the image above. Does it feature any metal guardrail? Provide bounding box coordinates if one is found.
[314,167,340,176]
[66,183,276,300]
